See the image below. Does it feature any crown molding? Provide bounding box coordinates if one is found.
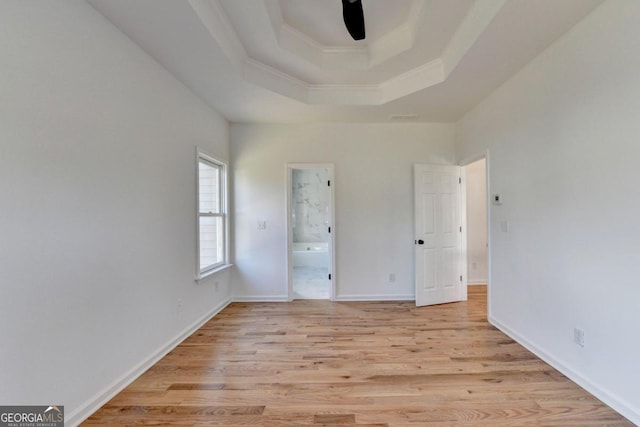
[278,22,370,70]
[264,0,425,70]
[380,58,445,103]
[243,58,309,102]
[191,0,506,106]
[368,0,425,67]
[264,0,369,70]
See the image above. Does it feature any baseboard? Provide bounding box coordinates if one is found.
[233,295,416,302]
[489,315,640,425]
[467,281,487,285]
[335,294,415,302]
[235,294,416,302]
[233,295,289,302]
[66,297,232,426]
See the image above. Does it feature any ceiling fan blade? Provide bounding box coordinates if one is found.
[342,0,365,40]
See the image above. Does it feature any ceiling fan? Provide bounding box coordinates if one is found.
[342,0,366,40]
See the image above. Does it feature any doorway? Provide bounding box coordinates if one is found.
[287,164,335,300]
[463,158,488,312]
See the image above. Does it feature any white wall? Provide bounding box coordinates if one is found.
[231,123,455,300]
[0,1,231,424]
[464,159,487,284]
[456,0,640,423]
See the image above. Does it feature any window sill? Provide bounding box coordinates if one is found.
[195,263,233,282]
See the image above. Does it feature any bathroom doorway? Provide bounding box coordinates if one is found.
[286,164,335,300]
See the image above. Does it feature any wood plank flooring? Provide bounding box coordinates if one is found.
[84,286,632,426]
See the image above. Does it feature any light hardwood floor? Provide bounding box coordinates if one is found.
[84,286,632,426]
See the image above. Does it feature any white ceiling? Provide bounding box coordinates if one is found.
[88,0,602,123]
[279,0,415,46]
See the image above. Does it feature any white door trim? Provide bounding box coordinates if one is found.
[459,150,492,318]
[460,166,469,301]
[286,163,336,301]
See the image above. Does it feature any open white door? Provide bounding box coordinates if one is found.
[415,164,465,307]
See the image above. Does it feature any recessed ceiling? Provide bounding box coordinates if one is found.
[279,0,414,46]
[88,0,603,123]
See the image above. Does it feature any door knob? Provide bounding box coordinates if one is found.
[417,240,424,245]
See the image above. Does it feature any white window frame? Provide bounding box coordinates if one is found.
[196,149,229,280]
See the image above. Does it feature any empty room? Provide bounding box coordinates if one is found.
[1,0,639,426]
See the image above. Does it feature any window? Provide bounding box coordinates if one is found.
[197,152,227,277]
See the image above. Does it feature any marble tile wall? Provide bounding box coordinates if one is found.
[292,168,329,243]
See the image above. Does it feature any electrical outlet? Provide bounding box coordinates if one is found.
[258,220,267,230]
[573,328,585,347]
[177,298,183,312]
[389,273,396,283]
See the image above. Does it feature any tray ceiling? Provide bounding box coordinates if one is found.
[88,0,603,122]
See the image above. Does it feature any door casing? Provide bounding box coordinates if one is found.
[286,163,336,301]
[458,150,492,317]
